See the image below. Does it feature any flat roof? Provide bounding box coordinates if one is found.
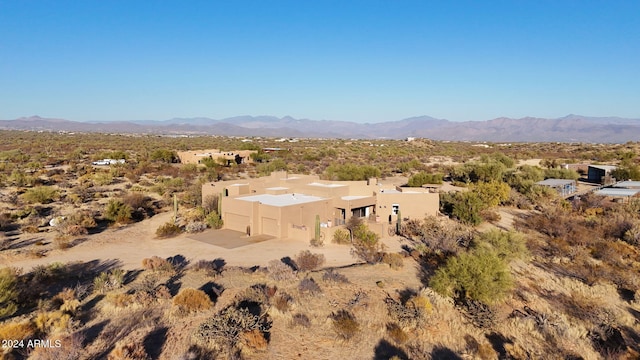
[266,186,289,191]
[341,195,371,200]
[613,181,640,188]
[536,179,575,186]
[589,165,617,171]
[594,188,640,197]
[237,193,325,207]
[379,189,401,194]
[228,183,249,187]
[308,182,345,188]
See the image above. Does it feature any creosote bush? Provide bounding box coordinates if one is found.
[267,259,297,281]
[294,250,326,272]
[322,269,349,284]
[382,252,404,270]
[0,267,20,319]
[332,228,351,245]
[350,223,386,264]
[173,288,214,313]
[298,277,322,296]
[155,222,182,238]
[330,309,360,340]
[194,305,271,354]
[104,199,133,223]
[142,256,174,272]
[21,186,59,204]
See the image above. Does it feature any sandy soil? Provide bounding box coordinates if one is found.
[2,211,406,272]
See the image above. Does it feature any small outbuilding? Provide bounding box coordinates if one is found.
[535,179,576,197]
[587,165,617,184]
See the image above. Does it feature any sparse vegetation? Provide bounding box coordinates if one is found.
[1,130,640,359]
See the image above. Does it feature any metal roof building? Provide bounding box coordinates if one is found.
[535,179,576,197]
[613,181,640,189]
[594,188,640,198]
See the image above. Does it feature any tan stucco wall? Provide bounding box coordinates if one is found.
[204,172,440,241]
[177,149,257,165]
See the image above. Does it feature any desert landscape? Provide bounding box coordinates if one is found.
[1,130,639,360]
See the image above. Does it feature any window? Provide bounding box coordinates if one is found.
[392,204,399,215]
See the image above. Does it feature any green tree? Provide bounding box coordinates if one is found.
[150,149,177,163]
[429,248,512,304]
[473,181,510,208]
[452,192,484,225]
[407,172,443,187]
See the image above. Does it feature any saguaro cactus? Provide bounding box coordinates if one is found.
[315,214,321,242]
[396,210,402,235]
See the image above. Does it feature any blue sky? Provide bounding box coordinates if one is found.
[1,1,638,123]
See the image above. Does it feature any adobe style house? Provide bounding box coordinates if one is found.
[177,149,258,166]
[201,171,439,241]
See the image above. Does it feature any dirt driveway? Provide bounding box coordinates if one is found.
[2,211,405,272]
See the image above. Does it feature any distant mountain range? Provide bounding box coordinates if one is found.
[1,114,639,143]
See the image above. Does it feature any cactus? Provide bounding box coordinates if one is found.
[315,215,321,242]
[395,210,402,235]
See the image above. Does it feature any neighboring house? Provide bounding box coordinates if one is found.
[535,179,576,197]
[202,171,439,241]
[587,165,617,184]
[176,149,258,166]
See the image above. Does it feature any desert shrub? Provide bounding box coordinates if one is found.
[459,299,497,328]
[272,292,294,312]
[122,192,151,211]
[589,323,627,357]
[191,259,223,275]
[93,269,125,294]
[106,293,135,308]
[194,305,271,353]
[291,313,311,328]
[239,328,268,351]
[0,320,36,343]
[205,211,224,229]
[452,192,484,225]
[142,256,174,272]
[156,222,182,238]
[408,172,443,187]
[294,250,326,271]
[104,199,133,223]
[53,236,72,250]
[429,248,512,304]
[34,310,72,334]
[332,228,351,245]
[382,252,404,270]
[173,288,214,313]
[330,309,360,340]
[385,294,431,328]
[473,181,511,208]
[408,216,474,256]
[386,323,409,344]
[298,278,322,296]
[185,221,207,233]
[350,223,385,264]
[108,340,150,360]
[325,163,380,181]
[21,186,59,204]
[0,267,20,319]
[474,229,529,262]
[267,259,296,281]
[322,269,349,283]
